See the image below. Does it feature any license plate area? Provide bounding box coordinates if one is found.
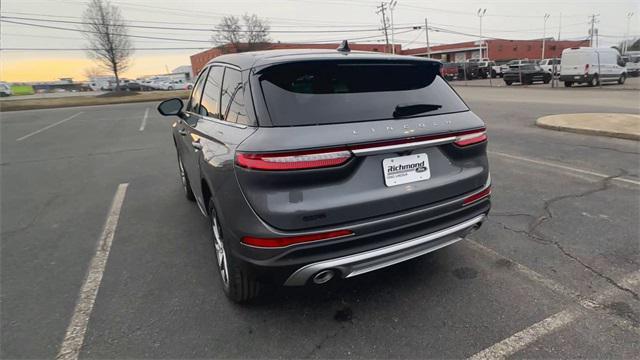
[383,153,431,187]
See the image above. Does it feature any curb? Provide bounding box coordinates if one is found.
[535,115,640,141]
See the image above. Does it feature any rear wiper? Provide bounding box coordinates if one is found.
[393,103,442,118]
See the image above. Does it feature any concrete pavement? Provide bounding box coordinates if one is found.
[536,113,640,140]
[1,87,639,358]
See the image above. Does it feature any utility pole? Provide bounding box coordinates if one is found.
[558,12,562,41]
[376,2,390,53]
[542,13,550,60]
[477,8,487,59]
[424,18,431,58]
[389,0,398,54]
[589,14,599,47]
[624,12,634,54]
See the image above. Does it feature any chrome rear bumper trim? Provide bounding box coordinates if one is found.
[283,214,485,286]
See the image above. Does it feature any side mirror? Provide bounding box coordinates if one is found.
[157,98,184,117]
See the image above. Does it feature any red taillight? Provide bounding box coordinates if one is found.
[236,149,352,170]
[242,229,353,248]
[236,128,487,170]
[584,63,590,74]
[454,131,487,147]
[463,186,491,206]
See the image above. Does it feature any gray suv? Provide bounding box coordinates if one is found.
[158,46,491,302]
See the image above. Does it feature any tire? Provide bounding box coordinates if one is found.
[564,81,573,87]
[618,73,626,85]
[543,75,551,84]
[589,74,599,87]
[490,70,497,78]
[208,199,260,303]
[505,80,513,86]
[177,153,195,201]
[168,86,174,90]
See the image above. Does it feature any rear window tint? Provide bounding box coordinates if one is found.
[258,60,468,126]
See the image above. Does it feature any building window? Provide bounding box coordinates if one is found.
[372,48,378,52]
[551,45,557,50]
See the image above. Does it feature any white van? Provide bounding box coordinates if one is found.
[560,47,627,87]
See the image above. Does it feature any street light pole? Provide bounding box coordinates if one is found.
[477,8,487,59]
[389,0,398,54]
[542,13,550,60]
[424,17,431,58]
[624,12,634,54]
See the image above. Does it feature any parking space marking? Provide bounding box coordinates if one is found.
[469,309,580,360]
[466,240,640,358]
[56,183,129,360]
[16,112,83,141]
[139,108,149,132]
[489,151,640,186]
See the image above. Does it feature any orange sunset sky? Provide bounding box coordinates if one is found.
[0,52,194,82]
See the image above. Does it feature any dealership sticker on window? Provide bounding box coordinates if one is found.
[382,153,431,187]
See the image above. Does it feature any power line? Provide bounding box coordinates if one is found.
[0,15,411,33]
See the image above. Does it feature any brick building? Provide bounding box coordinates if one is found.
[190,42,401,75]
[403,39,589,62]
[190,39,590,75]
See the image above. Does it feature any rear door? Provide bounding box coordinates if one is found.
[235,59,488,231]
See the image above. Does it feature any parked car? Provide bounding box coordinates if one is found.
[503,64,552,85]
[0,82,12,97]
[440,62,459,80]
[622,51,640,77]
[539,58,561,75]
[158,80,186,90]
[157,48,491,302]
[477,61,498,78]
[560,47,627,87]
[500,59,535,74]
[458,61,480,79]
[123,81,142,91]
[183,82,194,90]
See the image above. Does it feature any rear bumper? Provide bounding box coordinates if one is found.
[284,214,485,286]
[560,74,591,83]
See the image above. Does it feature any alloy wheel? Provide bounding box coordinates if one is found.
[212,217,230,288]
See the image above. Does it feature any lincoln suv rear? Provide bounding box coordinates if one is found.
[157,46,491,302]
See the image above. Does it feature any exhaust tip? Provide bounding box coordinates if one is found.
[312,269,335,284]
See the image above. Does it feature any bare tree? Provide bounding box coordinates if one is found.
[82,0,132,91]
[243,14,270,50]
[212,14,270,52]
[213,15,242,50]
[83,66,106,80]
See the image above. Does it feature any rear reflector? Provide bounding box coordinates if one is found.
[454,131,487,147]
[463,186,491,206]
[242,229,353,248]
[236,149,352,170]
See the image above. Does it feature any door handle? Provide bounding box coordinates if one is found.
[192,142,203,150]
[178,129,188,136]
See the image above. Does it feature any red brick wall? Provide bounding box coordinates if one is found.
[486,39,589,60]
[403,39,589,61]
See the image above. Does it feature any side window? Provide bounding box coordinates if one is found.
[186,67,209,113]
[220,68,249,125]
[199,66,225,118]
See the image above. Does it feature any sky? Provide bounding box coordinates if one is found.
[1,0,638,82]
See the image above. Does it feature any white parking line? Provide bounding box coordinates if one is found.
[467,240,640,358]
[56,183,129,360]
[489,151,640,186]
[16,112,83,141]
[139,108,149,131]
[469,309,580,360]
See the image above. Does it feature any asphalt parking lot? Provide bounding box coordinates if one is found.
[1,87,639,358]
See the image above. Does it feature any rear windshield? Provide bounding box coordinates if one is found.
[257,60,468,126]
